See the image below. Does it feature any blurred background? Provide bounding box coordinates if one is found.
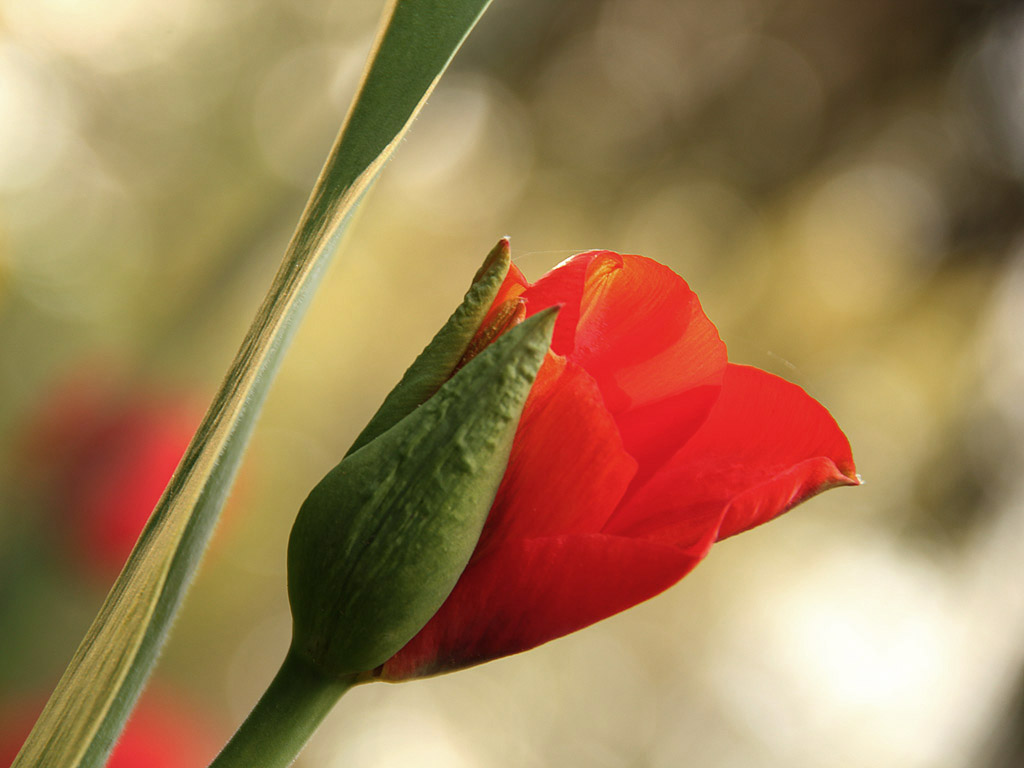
[1,0,1024,765]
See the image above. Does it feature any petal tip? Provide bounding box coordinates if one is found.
[816,457,861,494]
[833,450,860,487]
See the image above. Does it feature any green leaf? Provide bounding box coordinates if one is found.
[346,237,510,456]
[290,308,558,678]
[12,2,495,766]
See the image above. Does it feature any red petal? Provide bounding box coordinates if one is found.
[572,253,728,416]
[381,532,711,680]
[476,261,529,330]
[474,358,637,555]
[519,252,600,355]
[607,364,858,540]
[614,383,722,486]
[495,260,529,302]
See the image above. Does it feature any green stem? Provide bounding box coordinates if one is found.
[209,646,357,768]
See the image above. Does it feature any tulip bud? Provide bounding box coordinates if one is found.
[209,247,556,768]
[18,369,200,577]
[287,278,556,679]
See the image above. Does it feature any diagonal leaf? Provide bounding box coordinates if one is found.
[12,2,495,766]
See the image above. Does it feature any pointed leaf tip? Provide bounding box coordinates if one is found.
[473,237,511,284]
[347,241,513,456]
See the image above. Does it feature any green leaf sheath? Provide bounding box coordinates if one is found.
[347,238,511,456]
[208,309,556,768]
[12,2,495,766]
[289,308,559,678]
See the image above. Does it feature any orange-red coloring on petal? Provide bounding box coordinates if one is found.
[382,251,858,680]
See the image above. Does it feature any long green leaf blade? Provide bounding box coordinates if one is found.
[13,2,494,766]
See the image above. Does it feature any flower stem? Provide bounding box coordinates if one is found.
[209,646,357,768]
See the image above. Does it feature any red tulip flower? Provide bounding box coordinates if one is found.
[22,370,199,576]
[0,692,220,768]
[381,251,857,680]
